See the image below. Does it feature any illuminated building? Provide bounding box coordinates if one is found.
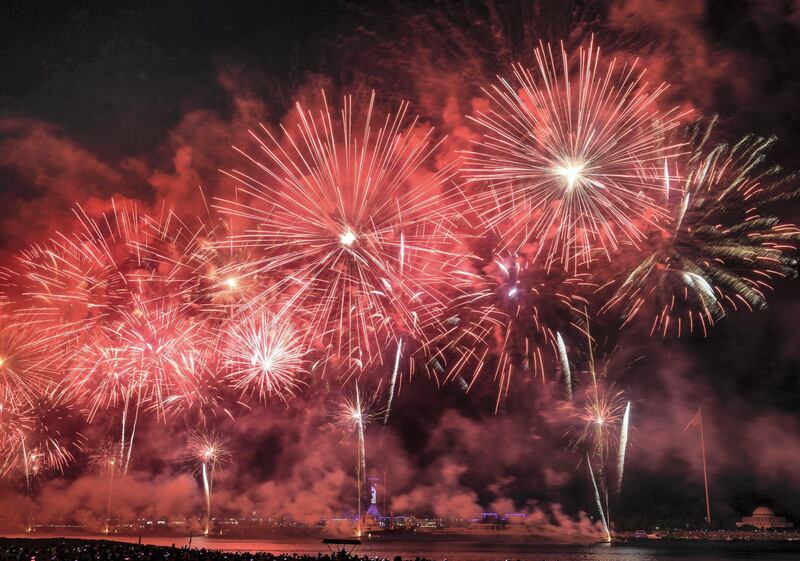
[736,507,794,530]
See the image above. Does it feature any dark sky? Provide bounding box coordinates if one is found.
[2,0,800,532]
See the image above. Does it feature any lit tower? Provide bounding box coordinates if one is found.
[362,476,384,533]
[366,476,382,518]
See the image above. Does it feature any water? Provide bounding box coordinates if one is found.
[3,533,800,561]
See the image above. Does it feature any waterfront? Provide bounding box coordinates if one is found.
[2,535,800,561]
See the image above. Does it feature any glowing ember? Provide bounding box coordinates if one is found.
[339,229,357,247]
[554,162,585,191]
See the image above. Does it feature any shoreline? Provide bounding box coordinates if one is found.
[2,535,800,561]
[3,533,800,547]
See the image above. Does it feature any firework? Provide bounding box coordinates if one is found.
[21,387,80,475]
[15,228,125,336]
[426,252,588,410]
[119,300,204,472]
[604,120,800,336]
[67,298,207,474]
[89,438,119,534]
[26,204,213,476]
[572,383,627,460]
[89,438,119,474]
[162,350,235,426]
[0,333,73,477]
[0,46,797,534]
[223,310,305,403]
[186,431,232,535]
[73,299,205,409]
[217,91,458,372]
[334,383,381,536]
[563,330,632,535]
[0,317,58,407]
[0,387,80,532]
[180,218,263,317]
[0,401,32,477]
[16,204,196,336]
[463,39,685,270]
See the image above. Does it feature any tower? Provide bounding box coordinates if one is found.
[365,476,382,518]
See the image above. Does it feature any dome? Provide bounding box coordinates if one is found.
[753,507,775,516]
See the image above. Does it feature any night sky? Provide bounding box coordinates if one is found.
[2,0,800,533]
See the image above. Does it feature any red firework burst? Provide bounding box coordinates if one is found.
[463,39,686,271]
[217,91,459,373]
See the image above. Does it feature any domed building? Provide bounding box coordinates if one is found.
[736,507,794,530]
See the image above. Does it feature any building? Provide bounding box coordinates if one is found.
[736,507,794,530]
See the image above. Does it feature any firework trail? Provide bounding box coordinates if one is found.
[186,431,231,536]
[604,118,800,336]
[19,441,41,532]
[587,453,611,542]
[355,384,367,521]
[351,384,367,536]
[556,331,572,400]
[616,401,631,496]
[462,39,686,271]
[217,91,458,372]
[383,337,403,424]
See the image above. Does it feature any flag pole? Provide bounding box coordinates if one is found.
[699,407,711,524]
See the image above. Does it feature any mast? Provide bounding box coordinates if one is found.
[699,408,711,524]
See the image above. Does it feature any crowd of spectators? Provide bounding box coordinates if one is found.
[0,539,435,561]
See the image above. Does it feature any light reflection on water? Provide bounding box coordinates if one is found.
[3,533,800,561]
